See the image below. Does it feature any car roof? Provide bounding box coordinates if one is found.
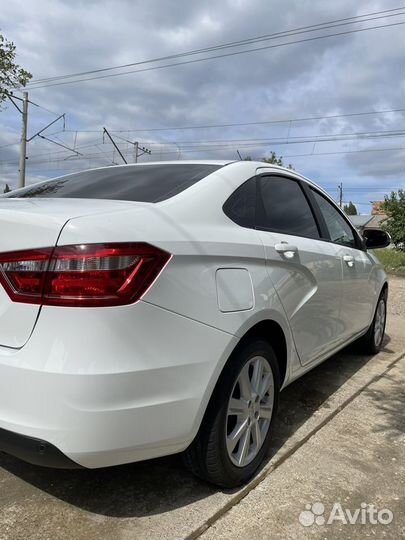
[75,160,236,172]
[61,159,298,174]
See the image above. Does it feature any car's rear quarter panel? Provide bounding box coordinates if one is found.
[0,299,239,467]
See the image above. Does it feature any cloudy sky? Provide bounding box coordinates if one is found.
[1,0,404,211]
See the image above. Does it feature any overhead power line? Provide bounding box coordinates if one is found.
[29,7,405,87]
[2,144,403,169]
[328,187,401,191]
[1,128,403,166]
[0,141,20,150]
[27,15,405,89]
[113,130,405,146]
[17,127,404,158]
[29,7,405,85]
[58,107,405,134]
[28,22,405,90]
[285,146,405,159]
[28,100,63,117]
[2,90,62,117]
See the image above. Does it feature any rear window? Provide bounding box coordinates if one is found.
[4,163,222,202]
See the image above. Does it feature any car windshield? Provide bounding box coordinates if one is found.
[3,163,222,203]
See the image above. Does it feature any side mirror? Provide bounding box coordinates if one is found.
[363,228,391,250]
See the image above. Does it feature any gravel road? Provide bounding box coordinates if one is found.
[388,276,405,318]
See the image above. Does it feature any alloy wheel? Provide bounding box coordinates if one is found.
[374,298,386,347]
[225,356,274,468]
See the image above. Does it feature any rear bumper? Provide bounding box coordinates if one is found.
[0,300,237,469]
[0,427,82,469]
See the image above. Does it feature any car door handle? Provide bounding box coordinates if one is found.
[275,243,298,258]
[343,254,355,267]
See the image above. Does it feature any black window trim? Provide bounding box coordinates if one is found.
[255,173,323,240]
[223,171,366,251]
[300,181,330,239]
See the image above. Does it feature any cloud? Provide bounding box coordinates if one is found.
[346,148,405,178]
[0,0,404,209]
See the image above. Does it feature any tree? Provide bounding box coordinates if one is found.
[0,34,32,107]
[381,189,405,251]
[262,151,293,169]
[243,151,293,169]
[343,201,357,215]
[3,183,11,193]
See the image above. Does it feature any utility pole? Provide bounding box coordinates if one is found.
[7,91,67,188]
[19,92,29,188]
[338,182,343,208]
[103,127,127,164]
[134,141,151,163]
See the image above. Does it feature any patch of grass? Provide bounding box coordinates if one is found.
[374,248,405,276]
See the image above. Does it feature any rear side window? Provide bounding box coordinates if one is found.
[257,176,319,238]
[4,164,222,202]
[223,178,256,228]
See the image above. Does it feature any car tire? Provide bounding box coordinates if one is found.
[358,289,388,355]
[183,339,280,488]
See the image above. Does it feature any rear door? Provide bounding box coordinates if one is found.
[256,173,343,366]
[309,188,375,339]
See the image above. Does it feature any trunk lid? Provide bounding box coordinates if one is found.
[0,198,136,348]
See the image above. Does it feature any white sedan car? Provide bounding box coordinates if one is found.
[0,161,389,487]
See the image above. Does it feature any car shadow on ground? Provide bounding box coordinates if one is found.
[268,333,394,457]
[0,334,394,518]
[362,361,405,441]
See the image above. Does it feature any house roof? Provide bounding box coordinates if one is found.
[349,215,374,227]
[367,214,387,228]
[349,214,387,228]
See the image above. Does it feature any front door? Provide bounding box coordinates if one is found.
[310,188,375,339]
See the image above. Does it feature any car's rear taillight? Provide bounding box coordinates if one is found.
[0,243,171,307]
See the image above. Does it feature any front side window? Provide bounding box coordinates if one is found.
[311,189,356,248]
[257,176,319,238]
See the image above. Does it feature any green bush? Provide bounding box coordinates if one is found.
[381,190,405,251]
[374,248,405,275]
